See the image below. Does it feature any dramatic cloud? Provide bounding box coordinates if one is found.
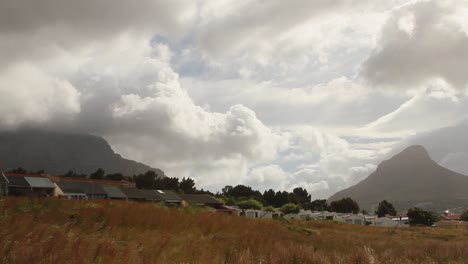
[361,0,468,88]
[0,0,467,198]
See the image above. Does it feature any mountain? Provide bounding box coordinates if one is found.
[328,145,468,212]
[0,130,165,177]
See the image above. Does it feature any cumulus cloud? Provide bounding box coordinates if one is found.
[0,63,80,129]
[361,0,468,88]
[1,0,467,198]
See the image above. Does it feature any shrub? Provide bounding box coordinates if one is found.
[280,203,300,214]
[236,199,263,210]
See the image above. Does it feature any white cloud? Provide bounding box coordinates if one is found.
[0,63,80,129]
[361,0,468,88]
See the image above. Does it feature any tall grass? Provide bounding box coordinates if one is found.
[1,197,467,264]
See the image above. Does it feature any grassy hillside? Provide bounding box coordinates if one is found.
[1,198,468,264]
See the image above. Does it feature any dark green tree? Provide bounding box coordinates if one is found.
[407,207,439,226]
[376,200,397,217]
[179,177,196,194]
[134,170,159,189]
[330,197,360,214]
[153,177,180,191]
[262,189,276,206]
[273,191,290,208]
[292,187,311,206]
[309,199,329,211]
[89,168,105,179]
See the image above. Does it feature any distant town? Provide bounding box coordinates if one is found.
[1,166,467,229]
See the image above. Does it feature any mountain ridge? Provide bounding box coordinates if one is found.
[328,145,468,212]
[0,129,165,177]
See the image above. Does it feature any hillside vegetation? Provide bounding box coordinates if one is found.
[1,198,468,264]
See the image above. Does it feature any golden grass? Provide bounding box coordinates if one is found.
[1,197,467,264]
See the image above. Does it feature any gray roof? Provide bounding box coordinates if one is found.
[179,194,222,205]
[56,181,107,195]
[102,185,127,199]
[24,177,55,188]
[155,190,182,202]
[118,186,147,200]
[4,175,30,187]
[139,189,164,202]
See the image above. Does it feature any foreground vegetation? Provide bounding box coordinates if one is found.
[1,198,468,264]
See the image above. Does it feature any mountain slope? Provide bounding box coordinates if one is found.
[328,145,468,212]
[0,130,165,177]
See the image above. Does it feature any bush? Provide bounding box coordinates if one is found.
[280,203,300,214]
[236,199,263,210]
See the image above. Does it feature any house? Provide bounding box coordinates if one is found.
[391,215,410,227]
[138,189,165,203]
[441,212,461,221]
[3,173,55,197]
[342,214,367,225]
[371,217,400,227]
[154,190,183,206]
[102,185,128,200]
[56,181,107,200]
[118,186,147,202]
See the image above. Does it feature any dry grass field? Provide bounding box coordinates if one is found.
[1,197,467,264]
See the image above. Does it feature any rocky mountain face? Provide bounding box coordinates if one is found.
[328,145,468,212]
[0,130,165,177]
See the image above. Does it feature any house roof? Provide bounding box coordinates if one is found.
[138,189,164,202]
[155,190,182,202]
[4,174,31,187]
[24,177,55,188]
[442,214,461,221]
[118,186,147,200]
[102,185,127,199]
[179,194,221,205]
[56,181,107,195]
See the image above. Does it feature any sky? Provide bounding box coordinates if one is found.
[0,0,467,198]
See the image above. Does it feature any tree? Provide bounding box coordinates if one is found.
[262,189,276,206]
[280,203,300,215]
[330,197,360,214]
[273,191,290,208]
[134,170,159,189]
[179,177,196,194]
[237,199,263,210]
[376,200,397,217]
[461,210,468,222]
[154,177,180,191]
[407,207,439,226]
[309,199,329,211]
[89,168,105,179]
[292,187,311,207]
